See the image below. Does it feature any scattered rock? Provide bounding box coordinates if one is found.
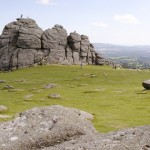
[0,105,8,112]
[44,83,56,89]
[2,85,14,90]
[90,74,97,78]
[0,105,149,150]
[48,93,62,99]
[24,94,33,100]
[0,80,6,83]
[142,80,150,90]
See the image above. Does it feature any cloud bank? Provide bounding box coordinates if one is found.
[114,14,139,24]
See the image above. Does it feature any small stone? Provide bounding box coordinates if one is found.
[0,80,6,83]
[48,93,62,99]
[0,105,8,112]
[3,85,14,90]
[44,83,56,89]
[24,94,33,100]
[90,74,96,78]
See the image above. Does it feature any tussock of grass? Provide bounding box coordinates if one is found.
[0,65,150,133]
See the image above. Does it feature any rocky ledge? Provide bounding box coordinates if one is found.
[0,105,149,150]
[0,18,105,71]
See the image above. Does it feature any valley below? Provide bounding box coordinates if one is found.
[94,43,150,69]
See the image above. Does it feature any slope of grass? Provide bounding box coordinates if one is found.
[0,65,150,133]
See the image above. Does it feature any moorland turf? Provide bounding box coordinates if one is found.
[0,65,150,132]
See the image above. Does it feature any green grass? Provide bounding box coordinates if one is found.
[0,65,150,133]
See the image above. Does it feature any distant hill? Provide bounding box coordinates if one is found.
[93,43,150,58]
[93,43,150,69]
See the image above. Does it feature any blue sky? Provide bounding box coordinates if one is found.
[1,0,150,45]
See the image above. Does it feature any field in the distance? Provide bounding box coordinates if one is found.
[0,65,150,133]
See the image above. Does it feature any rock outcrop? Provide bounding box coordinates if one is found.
[0,105,149,150]
[0,18,104,71]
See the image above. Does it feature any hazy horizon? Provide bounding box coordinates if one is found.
[93,42,150,47]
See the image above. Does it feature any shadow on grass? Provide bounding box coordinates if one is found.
[83,89,104,93]
[137,89,150,94]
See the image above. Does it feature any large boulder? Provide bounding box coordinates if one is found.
[42,24,67,49]
[0,105,95,150]
[1,18,43,49]
[17,27,42,49]
[0,18,43,70]
[67,33,98,65]
[142,80,150,90]
[68,32,81,52]
[80,35,90,53]
[0,105,149,150]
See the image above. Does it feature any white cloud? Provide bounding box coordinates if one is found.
[114,14,139,24]
[37,0,57,5]
[91,22,108,27]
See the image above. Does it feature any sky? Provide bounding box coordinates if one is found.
[1,0,150,45]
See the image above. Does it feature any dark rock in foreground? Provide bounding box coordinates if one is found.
[0,105,149,150]
[0,18,105,71]
[142,80,150,90]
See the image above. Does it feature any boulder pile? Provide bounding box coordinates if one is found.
[0,18,104,71]
[0,105,149,150]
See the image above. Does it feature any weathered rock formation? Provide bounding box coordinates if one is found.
[0,18,104,71]
[142,80,150,90]
[0,105,149,150]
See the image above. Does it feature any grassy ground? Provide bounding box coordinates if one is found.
[0,65,150,133]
